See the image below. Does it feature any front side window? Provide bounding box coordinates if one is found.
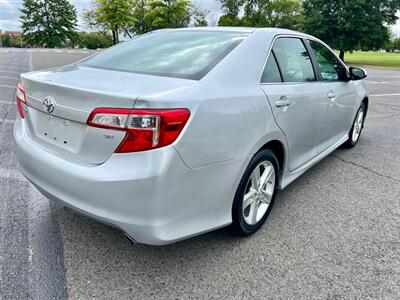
[272,38,316,82]
[81,31,248,80]
[309,41,348,81]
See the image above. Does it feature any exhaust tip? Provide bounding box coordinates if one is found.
[123,232,136,245]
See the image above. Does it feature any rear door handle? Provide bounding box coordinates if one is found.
[275,97,291,107]
[328,91,337,100]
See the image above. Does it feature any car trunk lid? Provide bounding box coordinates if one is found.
[20,65,196,165]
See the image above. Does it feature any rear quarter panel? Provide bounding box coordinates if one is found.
[176,87,285,168]
[134,83,286,169]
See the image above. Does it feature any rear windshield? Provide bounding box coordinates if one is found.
[81,31,248,80]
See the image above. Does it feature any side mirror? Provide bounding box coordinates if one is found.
[349,67,367,80]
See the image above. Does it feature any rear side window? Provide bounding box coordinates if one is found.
[273,38,316,82]
[309,40,348,81]
[82,31,248,80]
[261,54,282,83]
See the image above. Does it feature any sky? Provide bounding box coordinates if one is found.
[1,0,400,37]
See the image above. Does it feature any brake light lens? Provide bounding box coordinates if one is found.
[87,108,190,152]
[16,81,27,119]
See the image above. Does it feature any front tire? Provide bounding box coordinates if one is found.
[232,149,279,236]
[342,102,366,148]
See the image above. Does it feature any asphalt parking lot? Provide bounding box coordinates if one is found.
[1,48,399,299]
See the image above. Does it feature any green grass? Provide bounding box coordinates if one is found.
[341,51,400,68]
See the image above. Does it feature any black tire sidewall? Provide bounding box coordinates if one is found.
[232,149,279,236]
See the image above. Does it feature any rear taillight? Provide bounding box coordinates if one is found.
[16,81,27,119]
[87,108,190,152]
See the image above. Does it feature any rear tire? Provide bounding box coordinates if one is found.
[232,149,279,236]
[342,102,366,148]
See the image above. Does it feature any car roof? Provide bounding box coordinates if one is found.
[156,26,311,37]
[155,27,256,33]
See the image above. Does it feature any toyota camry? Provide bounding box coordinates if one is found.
[14,27,368,245]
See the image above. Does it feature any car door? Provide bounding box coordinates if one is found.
[260,37,328,171]
[307,40,359,152]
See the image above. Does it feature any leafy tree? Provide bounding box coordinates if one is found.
[385,37,400,52]
[129,0,207,33]
[77,32,113,49]
[85,0,207,38]
[82,7,105,32]
[0,35,11,47]
[393,38,400,51]
[20,0,79,48]
[218,0,242,25]
[264,0,302,29]
[220,0,243,17]
[95,0,136,44]
[218,15,242,26]
[8,36,26,48]
[302,0,400,61]
[131,0,149,34]
[145,0,192,30]
[218,0,302,29]
[190,6,208,27]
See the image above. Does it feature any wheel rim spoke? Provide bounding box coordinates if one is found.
[243,189,257,209]
[249,201,259,224]
[259,165,272,190]
[357,111,364,124]
[251,166,260,189]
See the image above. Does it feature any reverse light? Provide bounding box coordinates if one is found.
[16,81,27,119]
[87,108,190,152]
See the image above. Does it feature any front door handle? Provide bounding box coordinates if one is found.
[275,97,291,108]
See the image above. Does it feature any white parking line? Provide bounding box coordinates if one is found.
[0,100,14,105]
[0,62,23,65]
[0,84,16,89]
[0,64,22,72]
[0,71,21,75]
[368,75,400,78]
[366,81,399,86]
[0,61,24,65]
[370,93,400,97]
[0,168,25,181]
[0,76,19,80]
[28,49,33,72]
[0,119,15,124]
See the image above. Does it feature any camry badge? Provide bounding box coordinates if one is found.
[43,96,55,114]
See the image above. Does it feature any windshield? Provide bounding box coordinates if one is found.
[81,30,248,80]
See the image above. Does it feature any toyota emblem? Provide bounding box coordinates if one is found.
[43,96,55,114]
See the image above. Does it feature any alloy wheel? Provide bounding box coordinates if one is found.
[242,161,276,225]
[352,108,364,143]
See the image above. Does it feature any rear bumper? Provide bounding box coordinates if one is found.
[14,119,243,245]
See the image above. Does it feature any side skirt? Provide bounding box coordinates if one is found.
[279,134,348,189]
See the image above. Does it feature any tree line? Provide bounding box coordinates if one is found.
[13,0,400,61]
[17,0,208,48]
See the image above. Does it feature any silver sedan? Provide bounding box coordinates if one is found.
[14,27,368,245]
